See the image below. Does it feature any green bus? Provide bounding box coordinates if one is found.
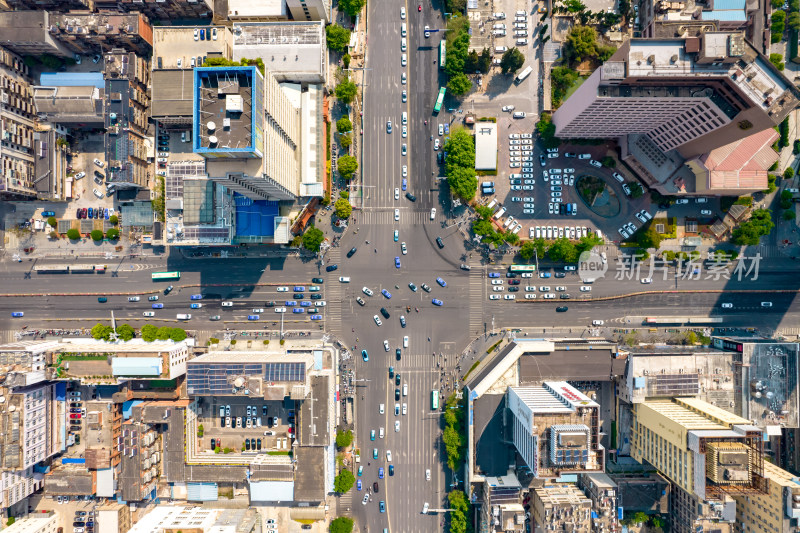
[152,271,181,281]
[431,389,439,410]
[509,264,537,273]
[439,40,446,70]
[433,87,446,114]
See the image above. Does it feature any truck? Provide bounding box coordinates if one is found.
[176,314,192,320]
[515,66,533,84]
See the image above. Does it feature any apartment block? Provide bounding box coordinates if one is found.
[732,461,800,533]
[552,32,800,195]
[631,397,766,532]
[96,503,132,533]
[0,12,73,58]
[579,473,620,532]
[104,48,151,189]
[48,12,154,56]
[477,473,526,533]
[0,45,36,200]
[285,0,330,22]
[95,0,213,23]
[531,484,592,532]
[1,512,58,533]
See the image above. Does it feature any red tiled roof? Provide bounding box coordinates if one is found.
[697,129,778,190]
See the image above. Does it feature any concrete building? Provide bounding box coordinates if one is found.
[638,0,757,39]
[631,397,766,532]
[127,506,259,533]
[477,472,526,533]
[508,382,605,478]
[33,86,105,127]
[732,461,800,533]
[0,45,37,200]
[530,484,592,532]
[96,503,132,533]
[104,48,151,189]
[1,512,58,533]
[552,32,800,196]
[93,0,212,25]
[0,12,73,58]
[475,122,498,172]
[56,338,191,381]
[579,473,620,532]
[285,0,329,22]
[47,12,154,57]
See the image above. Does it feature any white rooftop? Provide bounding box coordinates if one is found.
[475,122,498,171]
[510,382,599,414]
[228,0,286,18]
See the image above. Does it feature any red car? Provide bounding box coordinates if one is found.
[70,414,81,419]
[418,4,422,10]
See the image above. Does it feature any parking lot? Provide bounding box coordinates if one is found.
[196,396,295,454]
[484,268,596,303]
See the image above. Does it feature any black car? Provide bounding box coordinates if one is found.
[508,287,519,292]
[373,482,379,493]
[293,293,305,299]
[265,301,275,307]
[506,272,517,278]
[76,208,82,218]
[347,247,358,258]
[311,294,322,300]
[380,307,390,319]
[256,438,262,450]
[554,272,566,278]
[437,151,444,163]
[509,279,521,285]
[436,237,445,249]
[164,285,174,295]
[395,388,401,401]
[396,349,402,361]
[556,306,569,312]
[312,278,324,284]
[405,192,417,202]
[325,264,338,272]
[210,438,216,450]
[245,439,251,450]
[559,294,570,299]
[395,374,401,385]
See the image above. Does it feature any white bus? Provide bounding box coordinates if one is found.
[515,66,533,84]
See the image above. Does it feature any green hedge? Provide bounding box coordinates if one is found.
[790,30,800,63]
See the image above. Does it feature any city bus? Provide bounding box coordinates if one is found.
[69,265,96,273]
[439,40,446,70]
[431,389,439,410]
[34,264,70,273]
[515,65,533,84]
[509,264,537,273]
[433,87,446,114]
[152,271,181,281]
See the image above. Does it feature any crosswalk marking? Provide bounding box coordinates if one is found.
[358,210,432,225]
[469,260,484,334]
[326,249,343,334]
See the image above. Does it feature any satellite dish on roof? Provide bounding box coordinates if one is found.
[234,377,245,388]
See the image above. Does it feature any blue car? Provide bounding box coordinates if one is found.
[292,308,304,314]
[370,430,375,441]
[379,501,386,513]
[326,264,338,272]
[357,479,362,491]
[300,301,311,307]
[248,315,259,320]
[293,286,305,292]
[379,467,384,479]
[310,314,322,320]
[402,178,407,191]
[362,349,369,362]
[393,230,399,242]
[190,294,202,300]
[389,465,394,476]
[285,301,297,306]
[395,257,401,268]
[432,298,443,306]
[11,312,23,318]
[190,303,202,309]
[540,272,551,278]
[104,208,109,220]
[436,277,447,287]
[488,273,500,278]
[381,289,392,299]
[152,303,164,309]
[88,207,93,218]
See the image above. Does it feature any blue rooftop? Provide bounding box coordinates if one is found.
[39,72,105,89]
[235,194,279,237]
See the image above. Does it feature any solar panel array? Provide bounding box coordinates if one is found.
[187,362,306,394]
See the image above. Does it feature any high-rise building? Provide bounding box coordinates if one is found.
[631,397,766,532]
[530,484,592,532]
[285,0,330,22]
[0,45,36,200]
[732,461,800,533]
[552,32,800,195]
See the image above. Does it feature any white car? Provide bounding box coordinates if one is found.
[592,320,604,326]
[543,293,556,299]
[580,286,592,292]
[524,294,536,299]
[641,278,652,284]
[128,296,140,302]
[509,134,520,139]
[430,208,436,220]
[362,287,374,297]
[491,279,504,285]
[277,286,289,292]
[555,286,566,292]
[384,340,390,352]
[395,208,400,221]
[502,105,515,112]
[274,307,287,313]
[400,6,406,18]
[489,294,500,300]
[395,421,401,432]
[402,165,408,177]
[589,159,602,168]
[401,72,407,84]
[402,403,407,415]
[539,286,551,292]
[439,124,444,135]
[401,54,407,67]
[401,242,407,255]
[402,125,407,138]
[504,294,516,300]
[721,303,733,308]
[403,335,408,347]
[434,139,440,150]
[395,188,400,200]
[93,158,104,167]
[374,315,382,326]
[492,286,503,292]
[143,311,155,317]
[386,450,393,461]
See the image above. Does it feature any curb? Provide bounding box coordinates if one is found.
[514,288,800,303]
[0,281,317,298]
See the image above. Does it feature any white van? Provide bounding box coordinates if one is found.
[402,112,407,125]
[401,23,407,36]
[493,206,507,219]
[403,384,408,396]
[176,314,192,320]
[515,10,526,16]
[495,46,508,54]
[339,276,351,283]
[487,198,498,209]
[502,216,515,228]
[493,12,506,18]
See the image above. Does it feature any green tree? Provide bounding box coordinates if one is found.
[334,198,352,218]
[67,228,81,240]
[601,156,616,168]
[109,215,119,225]
[789,11,800,30]
[329,517,354,533]
[444,129,478,201]
[547,238,579,262]
[475,205,493,219]
[169,328,187,342]
[774,0,785,7]
[785,166,795,179]
[141,324,158,342]
[334,469,355,493]
[550,66,579,107]
[500,48,526,74]
[504,231,520,245]
[447,72,472,95]
[637,227,662,250]
[335,80,358,103]
[463,50,479,72]
[784,210,795,221]
[302,226,325,252]
[47,216,57,227]
[155,327,172,341]
[338,155,358,179]
[731,209,775,245]
[336,430,353,448]
[342,53,351,69]
[336,116,352,134]
[337,0,366,16]
[628,182,644,199]
[90,230,104,242]
[445,0,467,12]
[770,52,786,70]
[519,241,537,260]
[447,165,478,201]
[536,113,560,149]
[106,228,120,240]
[564,0,587,12]
[116,324,135,341]
[565,25,600,64]
[443,424,462,470]
[326,24,351,52]
[477,48,492,73]
[91,323,113,341]
[339,133,352,149]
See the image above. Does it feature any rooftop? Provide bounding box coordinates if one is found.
[475,122,498,171]
[231,22,326,80]
[194,66,260,156]
[227,0,286,18]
